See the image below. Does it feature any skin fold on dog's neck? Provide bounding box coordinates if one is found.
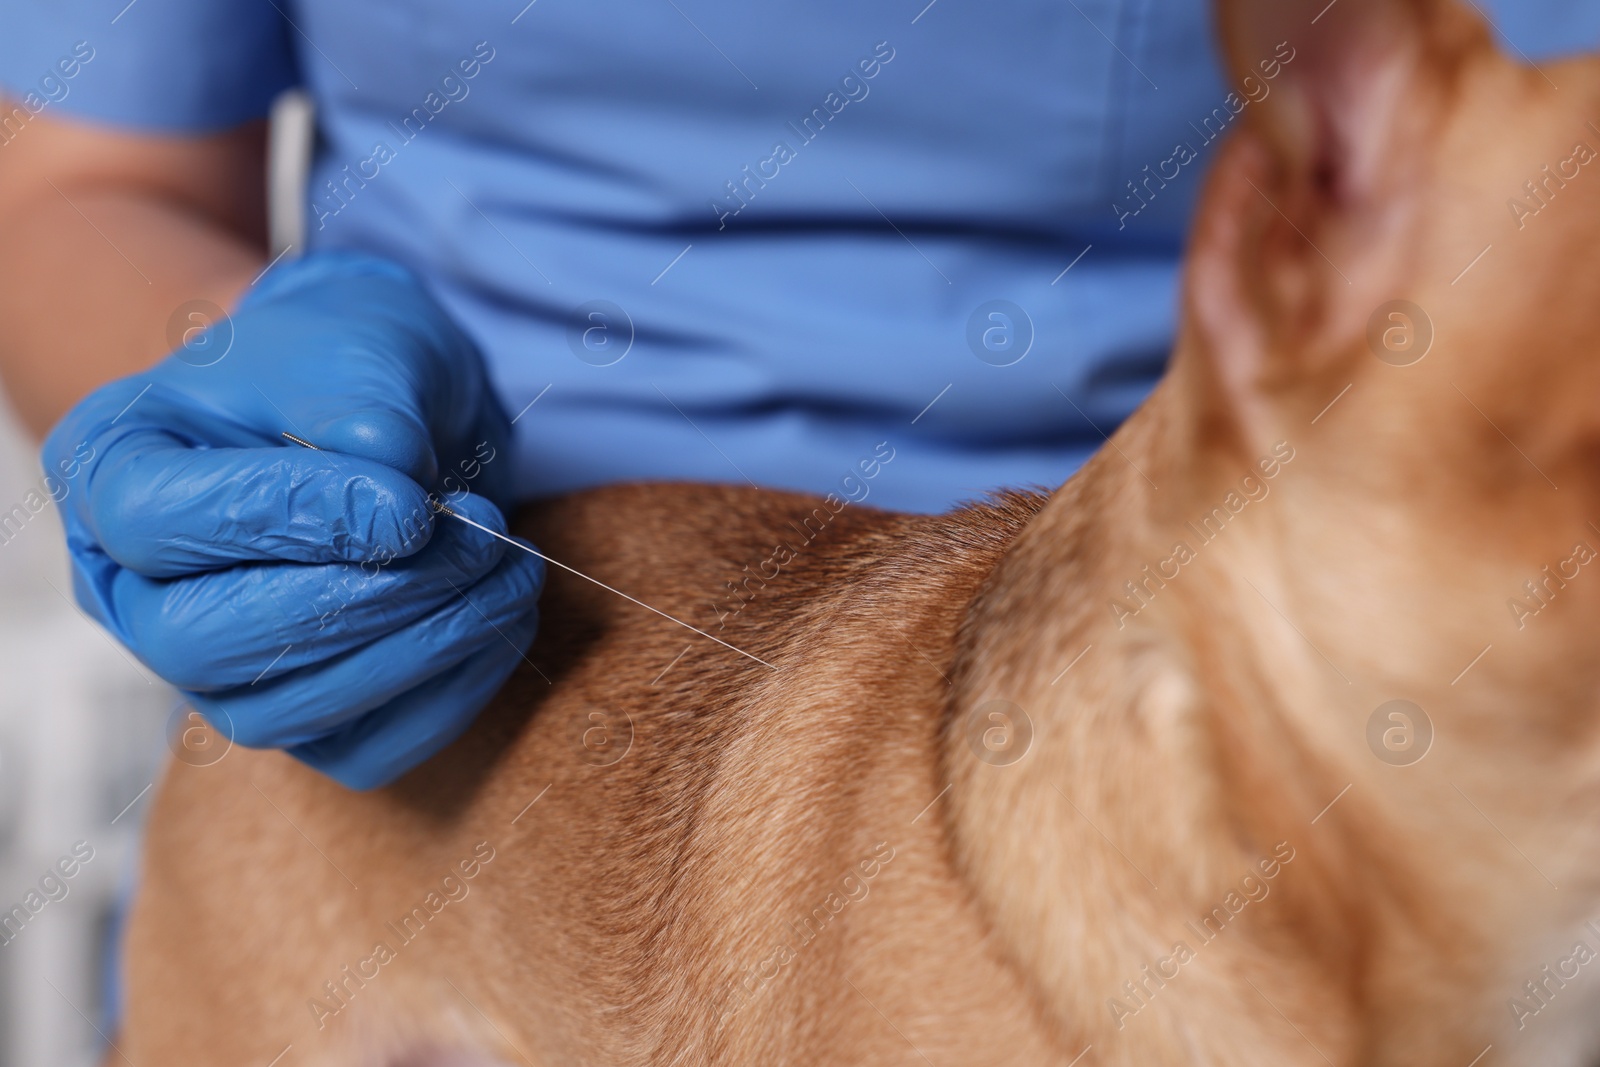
[940,2,1600,1064]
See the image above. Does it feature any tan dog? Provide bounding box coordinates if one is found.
[120,0,1600,1063]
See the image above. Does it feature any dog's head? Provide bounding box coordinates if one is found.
[971,0,1600,737]
[1187,0,1600,494]
[949,4,1600,1056]
[1146,0,1600,702]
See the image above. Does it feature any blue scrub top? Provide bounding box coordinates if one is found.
[5,0,1598,512]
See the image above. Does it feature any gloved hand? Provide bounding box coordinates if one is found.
[43,251,544,790]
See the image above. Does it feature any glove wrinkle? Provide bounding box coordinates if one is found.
[42,250,545,787]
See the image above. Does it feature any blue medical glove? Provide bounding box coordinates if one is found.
[42,251,544,790]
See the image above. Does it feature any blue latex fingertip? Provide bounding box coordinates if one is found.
[311,408,440,488]
[441,493,546,593]
[338,467,438,561]
[289,608,540,790]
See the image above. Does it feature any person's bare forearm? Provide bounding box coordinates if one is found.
[0,194,263,435]
[0,111,270,438]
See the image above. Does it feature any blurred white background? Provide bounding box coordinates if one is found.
[0,89,311,1067]
[0,396,170,1067]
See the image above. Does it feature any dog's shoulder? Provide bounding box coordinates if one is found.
[464,481,1054,1048]
[514,480,1048,620]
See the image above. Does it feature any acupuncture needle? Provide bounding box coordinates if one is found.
[280,431,777,670]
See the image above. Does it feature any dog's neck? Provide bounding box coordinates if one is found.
[942,349,1600,1060]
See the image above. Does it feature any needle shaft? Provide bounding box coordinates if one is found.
[279,432,777,670]
[433,501,777,670]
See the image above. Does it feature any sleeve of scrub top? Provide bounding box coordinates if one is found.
[0,0,298,132]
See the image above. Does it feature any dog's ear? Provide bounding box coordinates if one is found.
[1214,0,1487,205]
[1183,0,1493,439]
